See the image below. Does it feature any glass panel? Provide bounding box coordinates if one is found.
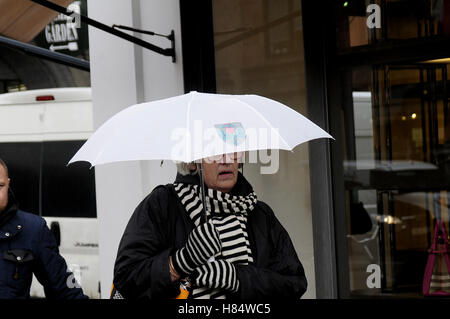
[336,0,449,51]
[342,61,450,297]
[42,141,96,218]
[212,0,315,297]
[213,0,304,98]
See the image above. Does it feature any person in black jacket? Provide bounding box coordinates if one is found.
[113,153,307,299]
[0,158,88,299]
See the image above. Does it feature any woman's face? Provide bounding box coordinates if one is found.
[199,153,241,193]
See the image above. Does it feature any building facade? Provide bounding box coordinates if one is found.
[1,0,448,299]
[88,0,450,299]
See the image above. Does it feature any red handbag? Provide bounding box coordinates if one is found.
[423,219,450,296]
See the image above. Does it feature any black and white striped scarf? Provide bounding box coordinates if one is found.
[173,182,257,299]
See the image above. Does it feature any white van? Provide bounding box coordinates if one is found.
[0,87,100,298]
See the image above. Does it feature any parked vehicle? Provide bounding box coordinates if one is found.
[0,87,99,298]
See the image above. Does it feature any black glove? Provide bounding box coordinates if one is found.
[172,222,221,276]
[192,259,240,293]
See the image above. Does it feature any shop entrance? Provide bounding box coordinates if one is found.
[329,0,450,297]
[342,61,450,296]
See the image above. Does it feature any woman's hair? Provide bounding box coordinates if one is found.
[176,162,198,175]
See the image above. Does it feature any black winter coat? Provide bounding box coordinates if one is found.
[113,172,307,300]
[0,191,88,299]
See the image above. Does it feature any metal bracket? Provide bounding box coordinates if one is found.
[29,0,176,63]
[112,25,175,63]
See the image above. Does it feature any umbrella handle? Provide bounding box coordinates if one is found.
[199,163,215,265]
[198,162,208,224]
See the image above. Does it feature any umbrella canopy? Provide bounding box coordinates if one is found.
[69,91,333,166]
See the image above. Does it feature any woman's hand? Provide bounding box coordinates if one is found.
[168,255,181,282]
[171,222,222,277]
[192,259,239,293]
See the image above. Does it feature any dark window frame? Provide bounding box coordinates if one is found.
[179,0,217,93]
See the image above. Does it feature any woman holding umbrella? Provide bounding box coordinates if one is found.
[68,91,329,299]
[112,152,308,299]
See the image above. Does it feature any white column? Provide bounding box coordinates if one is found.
[87,0,184,298]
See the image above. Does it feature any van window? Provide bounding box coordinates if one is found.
[42,140,96,218]
[0,142,40,215]
[0,140,96,218]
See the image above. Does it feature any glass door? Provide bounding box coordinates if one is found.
[341,61,450,296]
[330,0,450,298]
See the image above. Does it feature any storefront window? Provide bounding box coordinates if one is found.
[341,61,450,296]
[211,0,316,298]
[336,0,449,51]
[212,0,303,98]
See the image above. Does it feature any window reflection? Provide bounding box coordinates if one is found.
[343,61,450,296]
[336,0,450,51]
[212,0,315,298]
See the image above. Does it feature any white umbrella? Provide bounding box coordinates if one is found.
[69,91,333,166]
[69,90,333,225]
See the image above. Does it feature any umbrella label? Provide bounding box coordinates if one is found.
[214,122,246,146]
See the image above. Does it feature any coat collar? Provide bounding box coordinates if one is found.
[0,212,23,240]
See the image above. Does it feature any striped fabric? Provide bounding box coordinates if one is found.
[174,222,222,275]
[193,260,240,297]
[429,257,450,293]
[173,182,257,299]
